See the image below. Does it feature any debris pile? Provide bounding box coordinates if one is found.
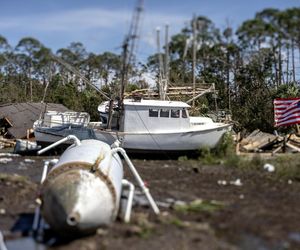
[0,137,15,149]
[0,102,69,139]
[237,129,300,155]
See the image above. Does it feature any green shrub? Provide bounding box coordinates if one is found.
[198,132,236,165]
[215,132,235,157]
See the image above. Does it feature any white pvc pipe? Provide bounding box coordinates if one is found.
[111,147,160,214]
[32,206,40,232]
[33,158,59,231]
[37,135,81,155]
[41,159,58,184]
[0,230,8,250]
[122,179,135,223]
[41,161,49,184]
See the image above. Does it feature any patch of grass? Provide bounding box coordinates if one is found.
[178,155,188,162]
[132,212,155,239]
[193,130,300,181]
[225,153,300,181]
[224,153,241,168]
[215,132,236,157]
[0,173,29,183]
[198,132,237,165]
[231,154,264,171]
[271,154,300,180]
[174,199,224,214]
[169,217,185,228]
[138,227,153,239]
[198,146,217,164]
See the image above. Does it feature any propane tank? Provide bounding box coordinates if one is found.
[41,139,123,236]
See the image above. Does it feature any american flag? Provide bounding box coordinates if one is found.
[274,97,300,127]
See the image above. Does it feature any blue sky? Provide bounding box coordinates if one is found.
[0,0,299,62]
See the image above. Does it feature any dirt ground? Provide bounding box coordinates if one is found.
[0,153,300,250]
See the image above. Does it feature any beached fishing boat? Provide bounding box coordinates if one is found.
[33,98,231,153]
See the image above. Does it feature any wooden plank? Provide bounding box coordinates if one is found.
[289,134,300,144]
[242,131,278,152]
[272,145,283,155]
[240,129,261,145]
[236,132,241,155]
[286,142,300,152]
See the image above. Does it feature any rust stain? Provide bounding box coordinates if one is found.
[91,153,104,172]
[93,169,118,219]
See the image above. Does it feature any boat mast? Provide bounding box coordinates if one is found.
[164,24,169,99]
[156,28,165,100]
[157,25,169,101]
[119,0,143,104]
[116,0,143,130]
[192,15,197,108]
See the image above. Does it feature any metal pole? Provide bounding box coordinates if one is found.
[157,28,165,100]
[111,147,160,214]
[37,135,81,155]
[122,179,135,222]
[192,16,197,107]
[165,24,169,97]
[0,231,7,250]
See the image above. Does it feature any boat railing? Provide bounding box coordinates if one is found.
[40,111,90,128]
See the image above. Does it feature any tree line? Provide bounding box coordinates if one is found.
[1,7,300,131]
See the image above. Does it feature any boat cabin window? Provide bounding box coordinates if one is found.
[160,109,170,118]
[149,109,159,117]
[171,109,180,118]
[182,109,188,118]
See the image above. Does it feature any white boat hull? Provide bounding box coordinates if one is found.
[34,124,231,152]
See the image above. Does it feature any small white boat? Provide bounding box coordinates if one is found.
[34,99,231,153]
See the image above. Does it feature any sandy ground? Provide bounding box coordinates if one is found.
[0,153,300,250]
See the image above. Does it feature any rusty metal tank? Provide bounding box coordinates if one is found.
[41,139,123,236]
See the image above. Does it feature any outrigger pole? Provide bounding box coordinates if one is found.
[50,53,111,101]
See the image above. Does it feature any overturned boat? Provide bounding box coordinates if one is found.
[34,99,231,153]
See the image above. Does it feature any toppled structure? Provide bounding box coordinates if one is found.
[0,103,69,139]
[237,129,300,155]
[240,130,278,152]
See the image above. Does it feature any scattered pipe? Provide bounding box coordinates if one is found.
[122,179,135,223]
[0,231,7,250]
[111,147,160,214]
[32,159,58,232]
[37,135,81,155]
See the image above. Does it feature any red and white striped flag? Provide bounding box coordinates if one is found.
[274,97,300,127]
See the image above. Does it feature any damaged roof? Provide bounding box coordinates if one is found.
[0,103,70,138]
